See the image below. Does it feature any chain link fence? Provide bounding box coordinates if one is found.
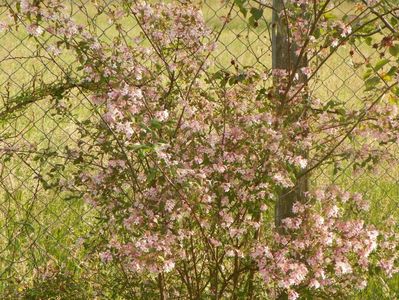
[0,0,398,298]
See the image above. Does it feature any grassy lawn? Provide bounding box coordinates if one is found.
[1,1,398,298]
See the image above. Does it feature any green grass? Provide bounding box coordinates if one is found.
[1,1,399,298]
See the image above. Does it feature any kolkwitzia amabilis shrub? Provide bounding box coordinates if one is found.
[3,0,399,298]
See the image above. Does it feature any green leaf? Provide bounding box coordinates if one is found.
[234,0,247,17]
[364,36,373,46]
[147,168,158,184]
[389,44,399,57]
[391,16,398,27]
[363,68,373,80]
[250,7,263,20]
[386,66,398,77]
[374,58,390,71]
[249,8,263,27]
[132,143,153,153]
[150,119,162,129]
[313,28,321,39]
[365,76,380,91]
[323,12,336,20]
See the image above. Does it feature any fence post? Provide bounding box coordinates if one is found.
[272,0,309,229]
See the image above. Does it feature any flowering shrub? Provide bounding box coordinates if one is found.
[2,0,399,298]
[253,186,399,298]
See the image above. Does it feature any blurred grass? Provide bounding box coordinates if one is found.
[1,0,399,298]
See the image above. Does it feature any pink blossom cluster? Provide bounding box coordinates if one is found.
[252,186,397,299]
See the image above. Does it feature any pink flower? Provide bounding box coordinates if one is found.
[0,21,8,32]
[163,260,175,273]
[99,251,113,263]
[288,290,299,300]
[155,110,169,122]
[26,24,44,36]
[309,279,321,289]
[335,260,352,275]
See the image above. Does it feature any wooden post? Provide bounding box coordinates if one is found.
[272,0,309,229]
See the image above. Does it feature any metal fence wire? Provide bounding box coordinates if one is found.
[0,0,398,298]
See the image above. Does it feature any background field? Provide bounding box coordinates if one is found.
[1,1,399,298]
